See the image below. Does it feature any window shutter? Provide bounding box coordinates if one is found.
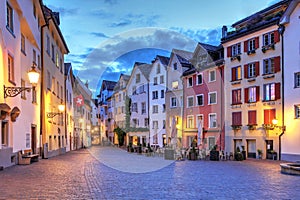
[274,30,280,43]
[227,46,232,57]
[231,67,236,81]
[274,56,280,72]
[256,86,260,102]
[275,82,281,100]
[244,64,248,78]
[248,110,257,125]
[244,40,248,52]
[244,88,249,103]
[255,61,260,76]
[232,90,235,104]
[255,37,259,49]
[232,112,241,126]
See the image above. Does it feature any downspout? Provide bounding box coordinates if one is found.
[278,24,285,161]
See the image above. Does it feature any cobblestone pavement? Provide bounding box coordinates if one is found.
[0,146,299,200]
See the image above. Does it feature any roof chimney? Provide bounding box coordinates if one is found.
[222,25,227,38]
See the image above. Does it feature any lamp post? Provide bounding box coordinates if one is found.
[4,63,39,98]
[46,104,65,118]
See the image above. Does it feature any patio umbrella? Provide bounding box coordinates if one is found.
[197,119,203,146]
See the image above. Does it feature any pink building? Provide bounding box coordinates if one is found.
[182,43,224,151]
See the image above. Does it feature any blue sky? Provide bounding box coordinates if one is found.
[43,0,280,96]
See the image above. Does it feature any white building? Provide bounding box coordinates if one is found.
[126,62,151,146]
[0,0,44,167]
[149,55,169,147]
[279,0,300,161]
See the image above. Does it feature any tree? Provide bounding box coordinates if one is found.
[125,95,131,132]
[113,127,126,146]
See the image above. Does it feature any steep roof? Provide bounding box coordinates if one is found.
[64,62,72,75]
[198,42,219,52]
[137,63,152,80]
[102,80,117,91]
[156,55,170,66]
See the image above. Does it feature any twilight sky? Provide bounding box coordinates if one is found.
[43,0,280,96]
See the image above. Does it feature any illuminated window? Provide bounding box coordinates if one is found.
[231,66,241,81]
[187,115,194,128]
[8,54,15,83]
[295,105,300,119]
[6,3,14,33]
[172,81,178,89]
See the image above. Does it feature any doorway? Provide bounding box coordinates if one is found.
[31,125,37,154]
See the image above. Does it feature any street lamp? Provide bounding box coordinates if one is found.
[47,104,65,118]
[4,63,39,98]
[272,118,286,131]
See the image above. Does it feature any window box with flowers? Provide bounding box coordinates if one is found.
[262,124,274,130]
[262,43,275,53]
[231,125,242,130]
[247,124,257,130]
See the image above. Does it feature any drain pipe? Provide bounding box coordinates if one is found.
[278,24,285,161]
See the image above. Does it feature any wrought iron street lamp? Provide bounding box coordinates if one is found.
[4,63,39,98]
[272,118,286,131]
[47,104,65,118]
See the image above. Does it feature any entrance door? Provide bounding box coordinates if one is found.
[31,125,37,154]
[247,140,256,158]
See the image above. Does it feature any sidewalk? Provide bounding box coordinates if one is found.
[88,146,174,173]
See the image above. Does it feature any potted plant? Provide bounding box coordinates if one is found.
[209,145,219,161]
[257,149,262,159]
[234,146,244,161]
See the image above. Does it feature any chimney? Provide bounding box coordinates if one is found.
[222,25,227,38]
[53,12,60,25]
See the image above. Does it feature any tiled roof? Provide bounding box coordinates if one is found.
[198,42,219,52]
[156,55,170,66]
[137,63,152,80]
[102,80,117,91]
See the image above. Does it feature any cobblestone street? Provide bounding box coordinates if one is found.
[0,146,299,199]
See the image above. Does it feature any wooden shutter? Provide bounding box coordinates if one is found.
[274,30,280,43]
[244,88,249,103]
[244,40,248,52]
[255,61,260,76]
[232,112,242,125]
[275,82,281,100]
[231,67,236,81]
[255,37,259,49]
[244,64,248,78]
[248,110,257,125]
[264,109,276,124]
[227,46,232,57]
[256,86,260,102]
[274,56,280,72]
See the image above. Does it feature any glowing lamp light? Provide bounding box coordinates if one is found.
[272,118,278,125]
[28,64,40,85]
[58,104,65,112]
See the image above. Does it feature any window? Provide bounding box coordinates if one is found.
[263,32,275,46]
[8,54,14,83]
[132,103,138,113]
[196,74,203,85]
[232,112,242,126]
[187,115,194,128]
[33,49,36,65]
[263,57,280,74]
[141,102,146,114]
[6,3,14,33]
[157,65,160,74]
[208,92,217,104]
[154,77,158,85]
[231,66,242,81]
[172,81,178,89]
[1,121,8,146]
[263,83,280,101]
[161,90,164,98]
[171,97,177,107]
[196,115,203,128]
[51,44,55,62]
[187,77,193,87]
[208,137,216,150]
[209,113,217,128]
[162,104,166,113]
[248,110,257,125]
[21,34,26,54]
[232,89,242,105]
[61,86,63,100]
[294,72,300,88]
[187,96,194,107]
[152,91,158,99]
[56,51,59,67]
[245,37,259,52]
[153,105,158,113]
[264,109,276,124]
[118,94,121,102]
[132,119,138,128]
[153,121,158,129]
[163,120,166,129]
[32,87,37,103]
[47,70,51,89]
[245,86,259,103]
[21,79,26,99]
[295,105,300,119]
[136,74,140,83]
[231,43,241,56]
[196,94,204,106]
[209,70,216,82]
[145,118,149,127]
[173,63,177,70]
[132,86,137,95]
[33,3,36,18]
[57,81,59,97]
[46,35,50,55]
[160,75,164,84]
[245,62,259,78]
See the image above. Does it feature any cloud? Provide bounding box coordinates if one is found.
[90,32,109,38]
[110,20,132,27]
[74,27,198,95]
[104,0,118,5]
